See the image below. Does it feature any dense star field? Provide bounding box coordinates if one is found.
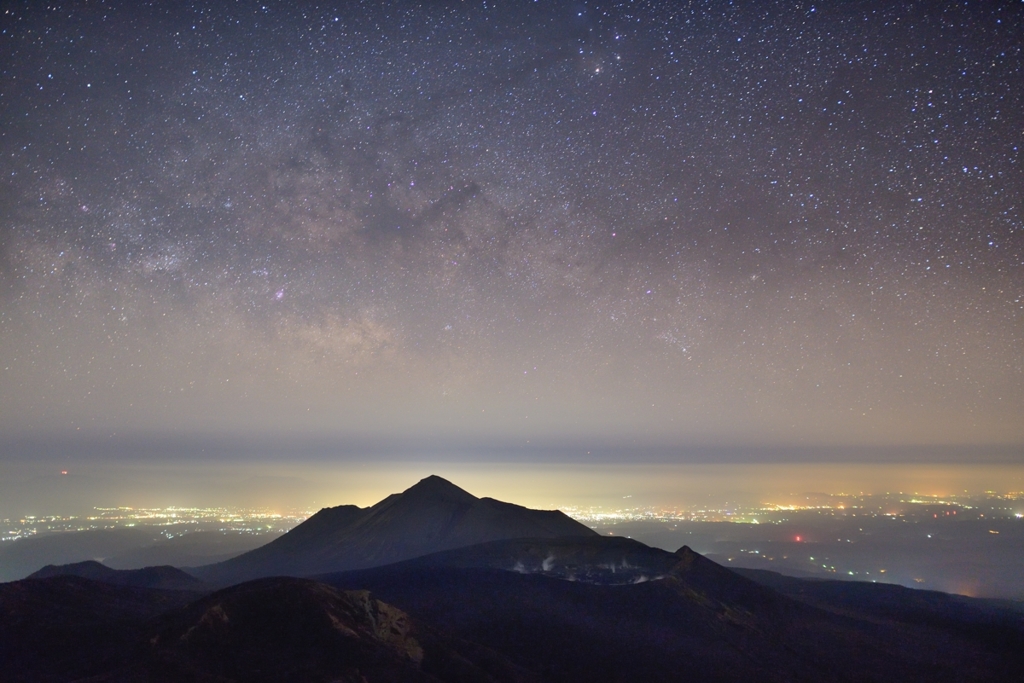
[1,1,1022,450]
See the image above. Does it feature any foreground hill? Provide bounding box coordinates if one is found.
[323,544,1024,682]
[195,475,595,583]
[3,537,1023,681]
[98,577,537,682]
[343,534,683,584]
[0,575,533,683]
[0,575,202,682]
[733,566,1024,653]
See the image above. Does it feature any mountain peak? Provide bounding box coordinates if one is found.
[198,475,595,582]
[400,475,477,504]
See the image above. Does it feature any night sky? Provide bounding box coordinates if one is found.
[1,0,1022,470]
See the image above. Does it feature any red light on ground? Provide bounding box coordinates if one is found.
[60,470,68,475]
[795,536,801,542]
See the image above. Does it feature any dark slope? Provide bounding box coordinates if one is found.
[196,475,595,583]
[323,544,1021,682]
[0,575,201,683]
[28,559,206,591]
[734,567,1024,655]
[94,577,539,683]
[4,519,1023,682]
[321,535,683,584]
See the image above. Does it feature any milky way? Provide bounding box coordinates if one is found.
[1,1,1021,454]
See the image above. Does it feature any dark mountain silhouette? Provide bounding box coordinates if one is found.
[323,544,1024,682]
[95,577,538,682]
[0,526,164,582]
[195,475,595,583]
[323,534,683,584]
[4,476,1023,682]
[28,559,205,591]
[0,574,534,683]
[734,567,1024,653]
[0,575,201,682]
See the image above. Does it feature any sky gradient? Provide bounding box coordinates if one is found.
[2,1,1022,471]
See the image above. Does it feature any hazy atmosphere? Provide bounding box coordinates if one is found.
[2,0,1023,513]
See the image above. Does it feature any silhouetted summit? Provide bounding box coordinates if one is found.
[401,474,479,503]
[196,475,595,583]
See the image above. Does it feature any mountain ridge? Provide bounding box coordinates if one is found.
[4,475,1024,681]
[28,560,206,591]
[194,475,596,583]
